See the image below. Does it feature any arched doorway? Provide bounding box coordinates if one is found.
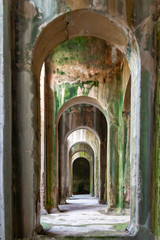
[11,8,142,238]
[67,131,97,198]
[58,102,107,204]
[72,157,90,195]
[33,10,139,234]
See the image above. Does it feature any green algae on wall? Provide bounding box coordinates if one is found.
[54,81,99,114]
[122,113,130,209]
[50,37,89,66]
[45,35,130,210]
[49,36,124,85]
[54,83,78,114]
[152,21,160,238]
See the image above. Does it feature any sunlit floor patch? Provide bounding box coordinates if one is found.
[41,195,130,237]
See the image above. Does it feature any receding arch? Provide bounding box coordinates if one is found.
[33,9,135,81]
[56,95,108,125]
[58,103,107,204]
[32,8,141,234]
[69,141,96,197]
[58,122,101,201]
[72,157,90,195]
[65,126,100,144]
[72,151,92,164]
[69,141,96,159]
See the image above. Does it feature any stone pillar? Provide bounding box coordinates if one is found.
[90,155,94,196]
[152,12,160,236]
[122,111,130,209]
[95,153,99,197]
[99,141,107,204]
[45,58,58,212]
[11,1,42,237]
[107,120,120,208]
[40,65,47,215]
[58,127,67,204]
[131,2,157,231]
[0,1,12,239]
[12,71,40,237]
[58,110,70,204]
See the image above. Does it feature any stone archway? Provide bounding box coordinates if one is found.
[32,10,141,232]
[69,142,95,198]
[72,157,90,195]
[10,8,142,237]
[72,151,94,196]
[58,103,107,204]
[67,128,99,198]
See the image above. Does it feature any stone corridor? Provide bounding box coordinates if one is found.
[1,1,160,240]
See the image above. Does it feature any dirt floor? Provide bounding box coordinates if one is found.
[41,195,130,237]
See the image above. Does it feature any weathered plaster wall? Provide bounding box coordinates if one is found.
[48,36,129,117]
[132,2,157,234]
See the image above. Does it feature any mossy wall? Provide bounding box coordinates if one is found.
[152,13,160,238]
[44,36,131,210]
[49,36,130,114]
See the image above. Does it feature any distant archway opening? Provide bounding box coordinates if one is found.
[58,103,107,204]
[72,157,90,195]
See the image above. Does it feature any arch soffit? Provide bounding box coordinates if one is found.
[72,157,90,167]
[69,141,95,158]
[72,152,92,164]
[67,128,99,151]
[66,127,101,146]
[33,9,140,82]
[56,96,107,125]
